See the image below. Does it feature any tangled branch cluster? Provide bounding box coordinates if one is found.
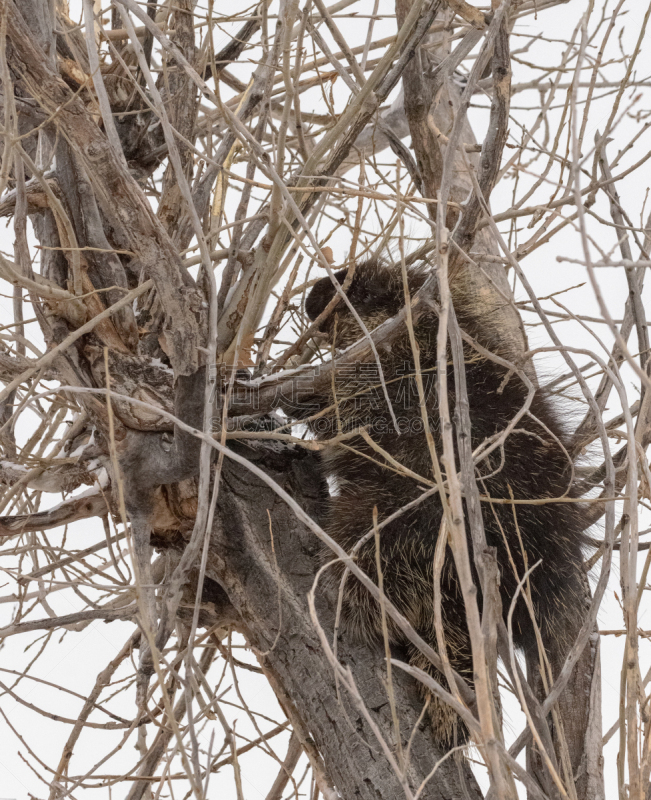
[0,0,650,798]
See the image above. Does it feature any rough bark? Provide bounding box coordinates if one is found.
[2,0,202,375]
[156,0,199,238]
[205,441,484,800]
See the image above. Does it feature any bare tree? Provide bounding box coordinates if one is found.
[0,0,648,798]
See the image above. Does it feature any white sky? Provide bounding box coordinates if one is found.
[1,0,650,797]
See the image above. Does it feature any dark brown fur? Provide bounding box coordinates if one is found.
[296,260,588,746]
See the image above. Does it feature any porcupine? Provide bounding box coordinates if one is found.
[297,258,589,747]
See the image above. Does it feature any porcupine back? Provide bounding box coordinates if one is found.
[299,259,588,745]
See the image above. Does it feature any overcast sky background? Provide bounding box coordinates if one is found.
[0,0,650,797]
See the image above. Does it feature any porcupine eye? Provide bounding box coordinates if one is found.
[358,289,373,306]
[349,282,373,309]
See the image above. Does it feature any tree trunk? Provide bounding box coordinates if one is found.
[205,442,484,800]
